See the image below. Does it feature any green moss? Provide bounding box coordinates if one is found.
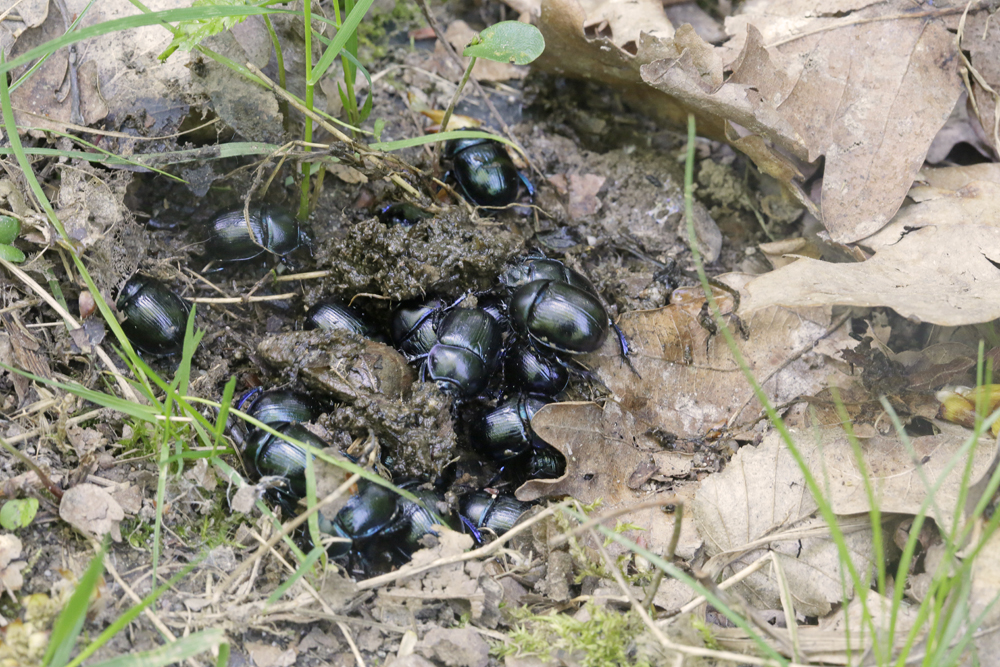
[496,603,652,667]
[354,1,424,60]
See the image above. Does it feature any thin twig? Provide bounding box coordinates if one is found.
[186,293,298,304]
[549,496,677,548]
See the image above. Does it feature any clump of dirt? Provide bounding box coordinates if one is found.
[256,329,457,479]
[314,209,525,301]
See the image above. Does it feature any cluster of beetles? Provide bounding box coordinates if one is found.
[113,136,622,573]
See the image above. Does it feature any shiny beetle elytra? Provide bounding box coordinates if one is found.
[238,389,316,429]
[321,480,401,557]
[443,137,533,208]
[242,422,330,513]
[390,299,445,358]
[305,299,380,340]
[387,482,455,557]
[505,342,569,396]
[474,395,550,461]
[508,279,609,355]
[459,492,531,538]
[527,445,565,480]
[204,204,307,263]
[116,274,190,356]
[423,308,503,397]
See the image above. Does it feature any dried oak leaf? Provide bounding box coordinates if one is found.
[0,534,26,597]
[588,282,850,440]
[693,431,877,618]
[744,224,1000,326]
[861,164,1000,252]
[694,422,995,616]
[962,9,1000,152]
[518,401,699,558]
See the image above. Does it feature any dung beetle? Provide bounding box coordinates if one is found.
[474,395,550,461]
[238,388,316,428]
[204,204,307,263]
[242,422,330,513]
[305,299,381,341]
[509,279,609,355]
[505,342,569,396]
[387,482,455,557]
[443,137,533,208]
[390,299,445,357]
[423,308,503,397]
[321,479,400,557]
[116,274,190,356]
[459,492,531,538]
[499,257,598,297]
[378,203,431,227]
[527,445,565,480]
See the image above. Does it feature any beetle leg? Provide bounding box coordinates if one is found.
[518,172,535,199]
[611,320,640,377]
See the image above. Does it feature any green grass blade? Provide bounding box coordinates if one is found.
[308,0,375,85]
[369,129,524,153]
[44,539,108,667]
[0,6,290,78]
[88,629,226,667]
[64,559,201,667]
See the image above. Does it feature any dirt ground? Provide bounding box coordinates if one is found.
[4,0,997,665]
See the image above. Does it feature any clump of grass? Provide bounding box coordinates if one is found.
[497,603,652,667]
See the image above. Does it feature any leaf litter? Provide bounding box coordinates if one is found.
[2,0,1000,663]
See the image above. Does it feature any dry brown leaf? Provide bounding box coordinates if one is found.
[580,0,675,51]
[744,224,1000,326]
[861,166,1000,251]
[693,433,876,617]
[588,281,849,439]
[644,11,960,242]
[971,530,1000,658]
[59,483,125,541]
[517,401,700,558]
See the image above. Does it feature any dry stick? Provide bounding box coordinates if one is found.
[186,293,299,304]
[727,311,852,430]
[356,500,572,591]
[0,257,138,403]
[214,473,362,598]
[642,501,684,611]
[672,551,772,617]
[590,529,810,667]
[273,270,331,282]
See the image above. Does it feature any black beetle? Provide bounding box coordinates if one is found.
[459,492,531,538]
[238,389,316,428]
[305,299,380,340]
[509,279,609,355]
[505,342,569,396]
[378,202,431,227]
[204,204,307,263]
[116,274,190,356]
[390,299,445,357]
[499,257,598,296]
[527,445,565,480]
[474,395,550,461]
[242,422,330,513]
[443,137,532,208]
[423,308,503,397]
[387,482,455,557]
[321,480,400,557]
